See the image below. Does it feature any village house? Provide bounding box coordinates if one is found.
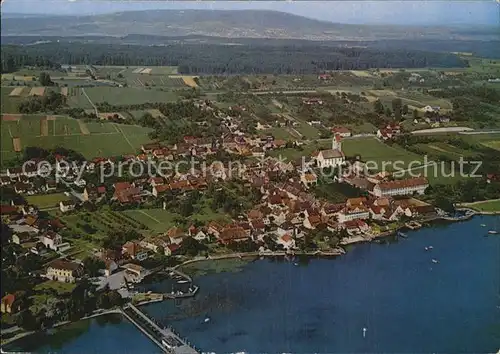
[46,259,83,283]
[59,200,76,213]
[40,230,63,250]
[276,233,296,250]
[316,135,345,169]
[164,243,180,256]
[167,227,187,245]
[83,185,106,201]
[122,241,149,261]
[11,232,33,245]
[372,177,429,197]
[337,206,370,223]
[123,263,147,281]
[188,225,208,241]
[300,172,318,189]
[113,182,142,204]
[218,226,249,245]
[302,98,323,106]
[1,294,20,314]
[331,126,352,137]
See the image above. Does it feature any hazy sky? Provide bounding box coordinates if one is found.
[1,1,499,26]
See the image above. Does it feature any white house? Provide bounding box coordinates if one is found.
[276,234,296,250]
[423,105,440,113]
[59,200,76,213]
[372,177,429,197]
[316,135,345,169]
[337,206,370,223]
[40,231,63,250]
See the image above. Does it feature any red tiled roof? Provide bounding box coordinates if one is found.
[377,178,429,192]
[1,294,15,306]
[114,182,132,191]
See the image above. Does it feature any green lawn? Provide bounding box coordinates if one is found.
[34,280,76,295]
[467,200,500,213]
[26,193,69,209]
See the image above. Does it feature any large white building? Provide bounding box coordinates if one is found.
[316,135,345,169]
[373,177,429,197]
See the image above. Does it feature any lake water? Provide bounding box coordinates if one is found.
[7,215,500,353]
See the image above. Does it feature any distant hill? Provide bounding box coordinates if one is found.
[1,10,497,41]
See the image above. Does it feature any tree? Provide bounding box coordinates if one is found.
[412,109,419,119]
[38,72,53,86]
[373,99,384,114]
[83,257,105,277]
[177,237,207,257]
[391,98,402,120]
[385,107,392,117]
[402,104,409,116]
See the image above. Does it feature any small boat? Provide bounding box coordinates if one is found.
[488,230,498,235]
[203,316,211,323]
[428,246,433,250]
[294,262,299,266]
[398,232,408,238]
[362,327,367,338]
[431,259,439,264]
[177,280,188,284]
[480,224,486,227]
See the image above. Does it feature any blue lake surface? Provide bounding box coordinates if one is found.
[7,215,500,353]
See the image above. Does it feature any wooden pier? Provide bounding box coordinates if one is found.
[122,304,199,354]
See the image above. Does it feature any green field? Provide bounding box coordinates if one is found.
[80,87,179,106]
[124,206,230,234]
[466,199,500,212]
[0,115,153,164]
[26,193,69,209]
[1,86,25,113]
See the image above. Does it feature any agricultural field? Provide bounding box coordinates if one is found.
[124,205,230,234]
[73,87,179,106]
[413,142,480,160]
[367,89,453,111]
[0,115,153,164]
[25,193,70,209]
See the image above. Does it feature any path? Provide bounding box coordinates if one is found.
[137,210,162,224]
[81,87,99,117]
[113,123,136,152]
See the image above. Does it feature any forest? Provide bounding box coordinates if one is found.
[1,42,468,75]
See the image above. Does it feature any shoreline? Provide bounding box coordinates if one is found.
[4,212,497,350]
[176,210,498,272]
[1,309,122,348]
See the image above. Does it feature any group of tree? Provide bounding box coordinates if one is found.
[18,91,66,114]
[2,42,469,75]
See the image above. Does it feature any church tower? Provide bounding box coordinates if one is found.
[332,134,342,151]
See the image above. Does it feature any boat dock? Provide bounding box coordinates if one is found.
[122,304,199,354]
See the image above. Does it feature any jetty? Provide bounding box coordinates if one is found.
[122,304,199,354]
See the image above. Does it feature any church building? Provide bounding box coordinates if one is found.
[316,134,345,169]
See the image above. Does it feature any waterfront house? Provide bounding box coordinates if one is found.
[218,226,249,245]
[372,177,429,197]
[337,206,370,223]
[276,234,296,250]
[46,259,83,283]
[123,263,147,281]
